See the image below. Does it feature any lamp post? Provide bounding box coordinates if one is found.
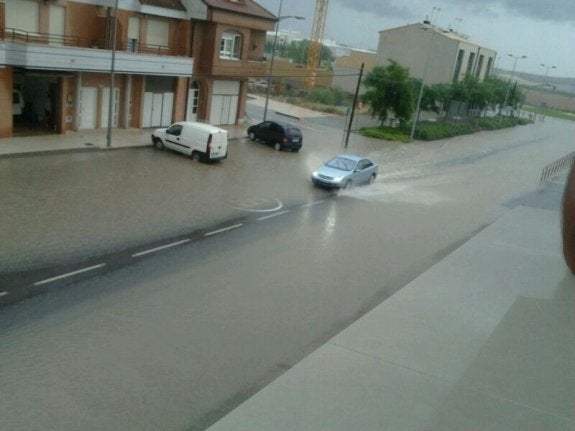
[263,0,304,121]
[410,26,436,141]
[500,53,526,118]
[106,0,119,148]
[538,63,556,121]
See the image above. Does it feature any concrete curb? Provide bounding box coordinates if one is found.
[275,111,301,121]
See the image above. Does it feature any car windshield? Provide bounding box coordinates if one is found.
[325,157,356,172]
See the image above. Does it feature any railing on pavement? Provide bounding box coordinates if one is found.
[540,151,575,183]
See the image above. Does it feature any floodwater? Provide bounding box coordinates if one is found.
[0,117,573,430]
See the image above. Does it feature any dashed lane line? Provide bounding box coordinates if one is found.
[257,210,291,221]
[12,198,331,292]
[300,200,325,208]
[34,264,107,286]
[204,223,244,237]
[132,239,191,258]
[0,291,8,297]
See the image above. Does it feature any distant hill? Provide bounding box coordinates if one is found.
[494,69,575,95]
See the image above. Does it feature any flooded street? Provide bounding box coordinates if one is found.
[0,116,573,430]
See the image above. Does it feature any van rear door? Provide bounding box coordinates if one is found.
[208,130,228,160]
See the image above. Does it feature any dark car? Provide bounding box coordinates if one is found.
[247,120,303,152]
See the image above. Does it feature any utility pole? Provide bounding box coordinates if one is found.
[106,0,119,148]
[344,62,364,148]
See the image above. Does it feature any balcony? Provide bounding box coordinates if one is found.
[0,28,193,76]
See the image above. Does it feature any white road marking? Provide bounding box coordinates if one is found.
[231,198,283,213]
[300,200,325,208]
[204,223,244,237]
[34,264,107,286]
[0,291,8,297]
[257,210,291,221]
[132,239,190,258]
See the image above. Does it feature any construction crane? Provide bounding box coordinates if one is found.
[305,0,329,89]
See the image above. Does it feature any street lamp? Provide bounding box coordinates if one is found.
[541,63,557,77]
[263,0,304,121]
[538,63,556,120]
[410,26,436,141]
[500,53,527,118]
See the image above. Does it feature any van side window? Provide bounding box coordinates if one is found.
[167,124,183,136]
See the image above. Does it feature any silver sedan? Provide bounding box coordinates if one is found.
[311,154,379,189]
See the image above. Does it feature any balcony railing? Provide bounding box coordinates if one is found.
[1,28,171,56]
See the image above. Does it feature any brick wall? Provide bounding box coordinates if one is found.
[0,68,13,138]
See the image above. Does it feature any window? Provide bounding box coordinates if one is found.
[358,160,373,170]
[6,0,39,33]
[475,55,484,78]
[220,32,242,59]
[466,52,476,75]
[147,18,169,48]
[167,124,183,136]
[452,49,465,83]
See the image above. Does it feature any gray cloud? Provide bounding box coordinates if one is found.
[487,0,575,21]
[334,0,416,19]
[333,0,575,23]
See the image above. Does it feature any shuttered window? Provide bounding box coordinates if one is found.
[6,0,39,33]
[146,19,169,48]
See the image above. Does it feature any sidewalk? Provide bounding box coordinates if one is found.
[0,125,249,157]
[208,179,575,430]
[0,96,327,157]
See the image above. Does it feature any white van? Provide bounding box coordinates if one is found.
[151,121,228,162]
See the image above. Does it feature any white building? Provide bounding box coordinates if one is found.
[376,22,497,85]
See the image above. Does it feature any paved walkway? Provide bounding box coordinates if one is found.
[0,96,327,157]
[208,180,575,430]
[0,125,250,157]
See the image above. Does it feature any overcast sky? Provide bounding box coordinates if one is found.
[255,0,575,78]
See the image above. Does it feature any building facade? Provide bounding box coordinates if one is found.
[0,0,275,138]
[376,22,497,86]
[332,48,376,95]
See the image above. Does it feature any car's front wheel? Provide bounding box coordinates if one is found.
[153,138,164,150]
[248,131,256,141]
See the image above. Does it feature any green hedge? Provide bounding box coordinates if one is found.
[414,122,476,140]
[360,126,411,143]
[474,117,530,130]
[360,116,534,142]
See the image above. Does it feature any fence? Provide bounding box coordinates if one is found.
[1,27,169,56]
[540,151,575,183]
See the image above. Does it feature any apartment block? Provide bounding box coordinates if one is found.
[0,0,275,138]
[376,22,497,86]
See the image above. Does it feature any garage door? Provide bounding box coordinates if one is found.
[142,92,173,128]
[210,80,239,125]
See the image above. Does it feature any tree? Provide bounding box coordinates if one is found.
[267,39,334,68]
[424,83,452,117]
[361,61,415,127]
